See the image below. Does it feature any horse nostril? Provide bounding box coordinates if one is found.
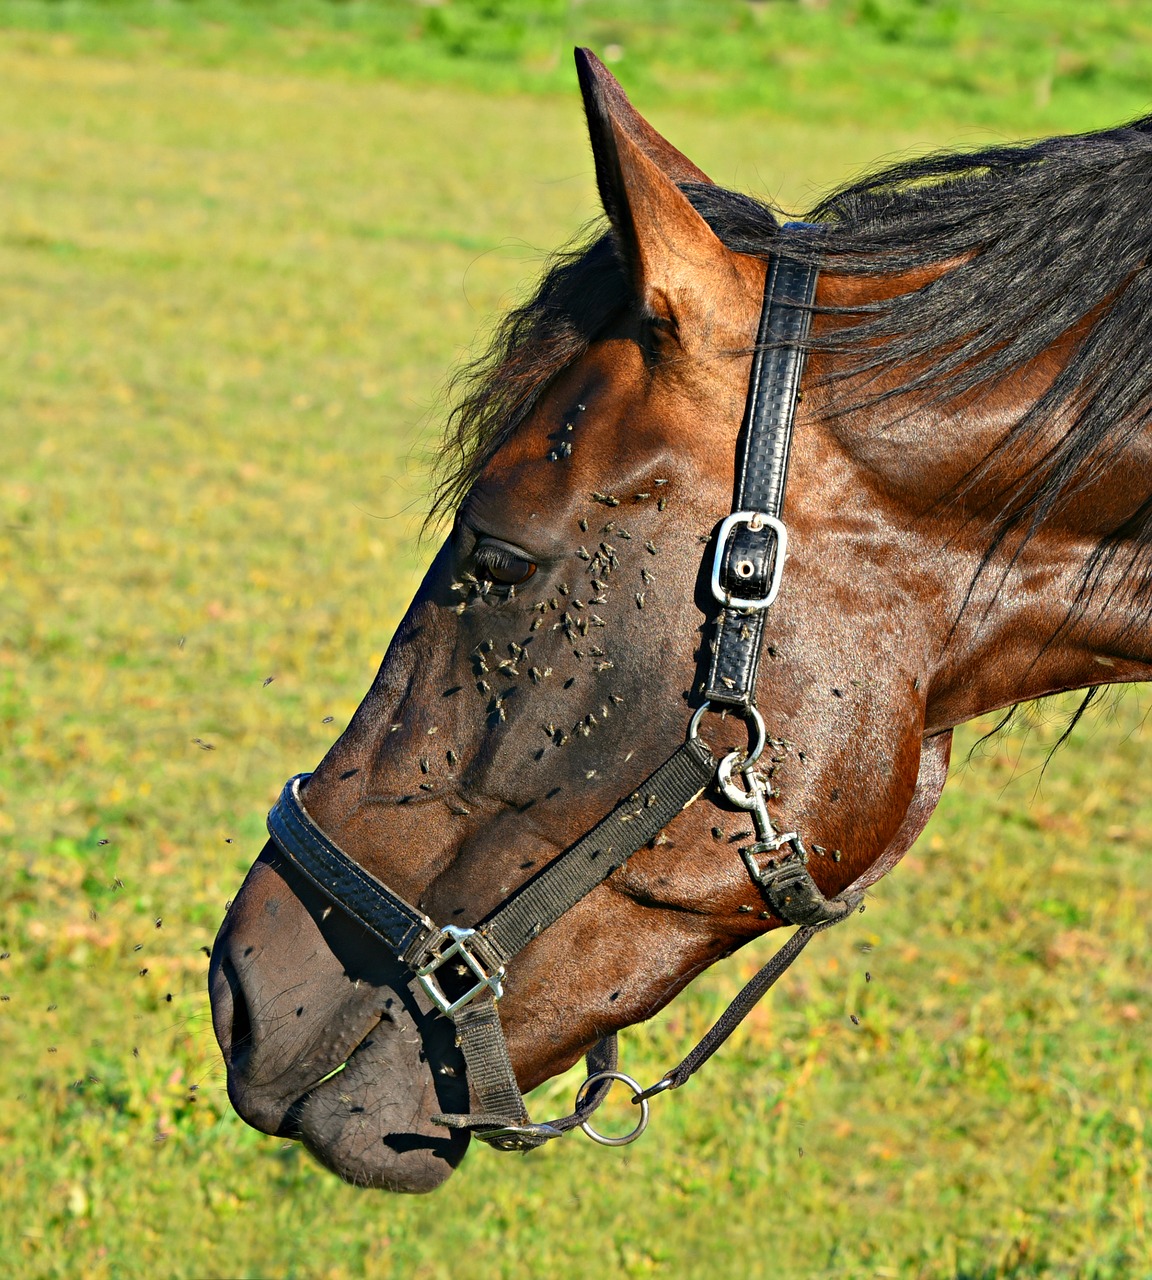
[221,956,254,1074]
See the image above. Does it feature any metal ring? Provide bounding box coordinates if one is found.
[686,701,713,743]
[740,704,767,767]
[575,1071,650,1147]
[687,701,766,769]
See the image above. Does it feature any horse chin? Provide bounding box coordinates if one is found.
[293,1036,471,1193]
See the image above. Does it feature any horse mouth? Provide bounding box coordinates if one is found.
[287,1011,471,1192]
[220,996,472,1192]
[209,855,472,1193]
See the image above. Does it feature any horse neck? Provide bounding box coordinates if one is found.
[835,338,1152,733]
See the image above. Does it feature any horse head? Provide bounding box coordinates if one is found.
[209,51,1152,1190]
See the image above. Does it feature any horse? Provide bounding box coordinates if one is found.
[208,48,1152,1192]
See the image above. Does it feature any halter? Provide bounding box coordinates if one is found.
[265,226,863,1153]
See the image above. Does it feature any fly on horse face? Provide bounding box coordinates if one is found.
[209,49,1152,1191]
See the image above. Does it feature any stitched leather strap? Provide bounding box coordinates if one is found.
[268,739,716,981]
[269,775,435,958]
[706,237,819,706]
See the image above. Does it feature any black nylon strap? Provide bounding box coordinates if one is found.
[436,1035,619,1149]
[268,738,716,980]
[543,1035,619,1134]
[751,845,856,927]
[706,238,819,707]
[268,775,434,958]
[446,993,535,1134]
[477,737,717,964]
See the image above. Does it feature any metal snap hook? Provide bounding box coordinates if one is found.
[717,751,765,810]
[716,750,789,856]
[631,1075,675,1103]
[575,1070,651,1147]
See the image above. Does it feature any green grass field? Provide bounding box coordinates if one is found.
[3,4,1152,1276]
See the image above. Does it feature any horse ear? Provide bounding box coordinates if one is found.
[574,48,712,186]
[575,47,734,336]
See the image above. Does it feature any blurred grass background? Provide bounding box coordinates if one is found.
[3,3,1152,1277]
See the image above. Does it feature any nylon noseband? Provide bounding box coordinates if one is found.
[264,227,863,1152]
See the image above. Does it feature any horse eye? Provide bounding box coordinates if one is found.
[473,539,537,587]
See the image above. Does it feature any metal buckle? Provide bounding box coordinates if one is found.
[710,510,788,612]
[740,837,804,890]
[416,926,505,1016]
[474,1122,563,1152]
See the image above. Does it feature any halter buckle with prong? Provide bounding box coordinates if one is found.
[710,510,789,612]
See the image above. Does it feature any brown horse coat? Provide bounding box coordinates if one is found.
[210,51,1152,1189]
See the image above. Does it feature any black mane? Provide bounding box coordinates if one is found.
[434,116,1152,624]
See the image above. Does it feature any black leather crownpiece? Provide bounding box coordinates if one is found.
[705,234,820,707]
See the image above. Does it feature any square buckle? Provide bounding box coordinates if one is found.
[416,926,505,1016]
[710,510,788,612]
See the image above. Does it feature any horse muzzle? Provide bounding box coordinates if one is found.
[208,846,470,1192]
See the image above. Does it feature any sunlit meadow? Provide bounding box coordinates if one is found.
[3,4,1152,1276]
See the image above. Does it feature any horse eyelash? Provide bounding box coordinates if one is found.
[471,542,537,587]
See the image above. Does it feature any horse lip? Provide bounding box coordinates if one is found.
[281,1005,391,1104]
[272,1056,359,1133]
[227,1005,430,1143]
[289,1008,471,1192]
[216,963,392,1138]
[290,1011,385,1099]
